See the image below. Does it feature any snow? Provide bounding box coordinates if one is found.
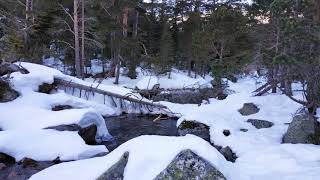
[0,62,115,161]
[2,62,320,180]
[90,68,213,90]
[30,135,235,180]
[0,130,108,161]
[161,77,320,179]
[136,76,159,90]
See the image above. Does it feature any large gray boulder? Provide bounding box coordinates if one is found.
[238,103,260,116]
[282,114,320,144]
[96,152,129,180]
[0,79,19,103]
[247,119,274,129]
[178,121,210,142]
[0,63,28,76]
[154,149,226,180]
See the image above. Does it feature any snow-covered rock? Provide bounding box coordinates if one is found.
[238,103,260,116]
[0,130,108,161]
[30,135,232,180]
[178,120,210,142]
[283,114,320,144]
[154,149,226,180]
[96,152,129,180]
[247,119,274,129]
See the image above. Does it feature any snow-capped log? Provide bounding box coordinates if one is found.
[53,78,168,111]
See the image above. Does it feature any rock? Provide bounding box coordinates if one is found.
[151,88,225,104]
[0,153,15,165]
[217,93,228,100]
[247,119,274,129]
[154,149,226,180]
[282,114,320,144]
[38,83,57,94]
[223,130,231,136]
[238,103,260,116]
[0,163,6,170]
[96,152,129,180]
[45,124,81,131]
[78,124,98,145]
[211,144,237,163]
[91,152,109,158]
[240,128,248,132]
[0,79,19,103]
[227,75,237,83]
[52,105,74,111]
[178,121,210,142]
[219,146,237,163]
[0,63,29,76]
[52,157,61,164]
[0,160,54,180]
[18,158,38,168]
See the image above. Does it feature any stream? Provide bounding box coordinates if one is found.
[0,114,179,180]
[101,114,179,151]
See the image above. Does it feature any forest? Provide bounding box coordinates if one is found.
[0,0,320,180]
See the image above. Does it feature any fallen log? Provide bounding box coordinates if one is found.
[54,78,167,110]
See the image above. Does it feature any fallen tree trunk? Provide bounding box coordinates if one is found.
[54,78,167,110]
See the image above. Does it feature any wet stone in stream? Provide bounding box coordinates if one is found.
[101,114,179,151]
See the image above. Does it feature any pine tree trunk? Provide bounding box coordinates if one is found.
[74,0,81,78]
[128,10,139,79]
[115,7,129,84]
[81,0,85,77]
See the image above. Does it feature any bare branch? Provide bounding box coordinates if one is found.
[58,3,75,22]
[55,40,75,50]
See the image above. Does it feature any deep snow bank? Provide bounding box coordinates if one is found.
[30,135,235,180]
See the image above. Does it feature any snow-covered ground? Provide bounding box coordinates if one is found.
[0,62,139,162]
[86,67,213,90]
[1,62,320,180]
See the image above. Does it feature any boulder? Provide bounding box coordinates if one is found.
[0,63,29,76]
[38,83,57,94]
[178,121,210,142]
[0,79,19,103]
[96,152,129,180]
[18,158,38,168]
[78,124,98,145]
[0,153,15,165]
[154,149,226,180]
[247,119,274,129]
[282,114,320,144]
[51,105,74,111]
[238,103,260,116]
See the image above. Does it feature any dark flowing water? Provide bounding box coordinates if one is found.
[101,114,179,151]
